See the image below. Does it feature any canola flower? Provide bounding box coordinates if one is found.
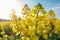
[0,3,60,40]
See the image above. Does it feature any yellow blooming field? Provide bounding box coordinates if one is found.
[0,3,60,40]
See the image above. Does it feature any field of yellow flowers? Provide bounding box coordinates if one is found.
[0,3,60,40]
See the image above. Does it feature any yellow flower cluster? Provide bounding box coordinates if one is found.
[0,3,60,40]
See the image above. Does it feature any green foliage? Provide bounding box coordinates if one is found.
[4,25,12,35]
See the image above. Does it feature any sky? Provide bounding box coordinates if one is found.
[0,0,60,19]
